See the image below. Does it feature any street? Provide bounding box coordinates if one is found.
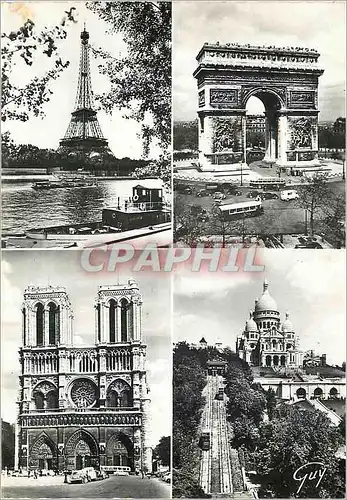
[2,474,171,498]
[175,180,345,240]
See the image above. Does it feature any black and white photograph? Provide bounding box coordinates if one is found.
[1,1,172,249]
[1,1,346,500]
[1,250,171,498]
[173,1,345,249]
[173,251,346,498]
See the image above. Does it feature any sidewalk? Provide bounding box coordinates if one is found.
[1,474,65,487]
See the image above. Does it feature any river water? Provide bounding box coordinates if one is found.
[2,178,166,233]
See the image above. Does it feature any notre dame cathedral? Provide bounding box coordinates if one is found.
[15,280,152,473]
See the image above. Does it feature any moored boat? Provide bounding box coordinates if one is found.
[32,172,98,190]
[4,185,172,248]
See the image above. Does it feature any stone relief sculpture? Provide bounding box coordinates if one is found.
[212,117,240,153]
[291,117,312,148]
[210,89,238,105]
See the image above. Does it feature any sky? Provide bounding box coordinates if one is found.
[174,250,346,367]
[1,250,171,447]
[173,1,346,121]
[1,1,161,159]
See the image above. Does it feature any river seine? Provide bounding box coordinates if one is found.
[2,178,165,233]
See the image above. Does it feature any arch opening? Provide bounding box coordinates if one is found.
[109,299,116,343]
[296,387,307,399]
[48,302,59,345]
[36,303,44,346]
[313,387,323,399]
[106,432,133,469]
[245,90,283,165]
[120,299,128,342]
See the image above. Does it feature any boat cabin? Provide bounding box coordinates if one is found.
[102,207,170,231]
[132,185,163,210]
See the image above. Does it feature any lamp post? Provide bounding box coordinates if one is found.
[342,159,345,181]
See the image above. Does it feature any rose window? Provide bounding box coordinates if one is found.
[70,379,97,408]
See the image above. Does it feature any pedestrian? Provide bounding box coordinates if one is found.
[141,469,144,479]
[34,469,38,479]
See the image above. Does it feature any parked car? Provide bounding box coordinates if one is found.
[234,190,243,196]
[162,471,171,483]
[67,467,98,484]
[280,189,299,201]
[183,187,193,195]
[262,192,279,200]
[213,191,226,200]
[196,189,210,197]
[96,469,109,480]
[67,470,85,484]
[247,190,262,199]
[295,242,323,249]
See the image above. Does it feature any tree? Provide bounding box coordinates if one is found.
[320,191,345,247]
[133,155,171,184]
[2,11,76,122]
[296,174,330,237]
[174,196,206,246]
[265,387,277,420]
[207,204,244,247]
[253,404,345,498]
[86,2,171,156]
[225,379,266,426]
[154,436,170,467]
[232,416,260,450]
[173,121,198,151]
[173,344,206,484]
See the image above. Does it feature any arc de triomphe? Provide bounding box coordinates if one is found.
[194,43,324,172]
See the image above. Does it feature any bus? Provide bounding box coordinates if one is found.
[100,466,131,476]
[219,198,264,220]
[200,429,211,451]
[249,178,286,191]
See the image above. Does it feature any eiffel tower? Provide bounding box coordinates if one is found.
[59,26,112,155]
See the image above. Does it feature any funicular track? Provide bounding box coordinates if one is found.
[199,375,233,496]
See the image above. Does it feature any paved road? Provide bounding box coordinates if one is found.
[175,179,345,238]
[2,474,171,498]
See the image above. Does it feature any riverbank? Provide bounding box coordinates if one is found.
[1,175,159,184]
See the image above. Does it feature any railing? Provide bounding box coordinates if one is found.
[21,406,139,415]
[107,198,165,213]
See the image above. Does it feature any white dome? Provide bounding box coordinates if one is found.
[245,312,258,332]
[282,312,294,332]
[255,280,278,312]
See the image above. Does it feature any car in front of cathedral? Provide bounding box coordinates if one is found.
[67,467,99,484]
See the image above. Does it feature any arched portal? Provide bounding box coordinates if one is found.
[265,355,271,367]
[106,433,133,470]
[65,430,99,470]
[30,433,57,471]
[329,387,338,398]
[280,355,286,366]
[296,387,307,399]
[245,90,282,164]
[273,355,279,366]
[313,387,323,399]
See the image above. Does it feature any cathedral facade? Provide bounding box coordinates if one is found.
[236,280,303,368]
[15,280,152,474]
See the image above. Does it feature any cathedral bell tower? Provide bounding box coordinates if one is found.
[22,285,73,347]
